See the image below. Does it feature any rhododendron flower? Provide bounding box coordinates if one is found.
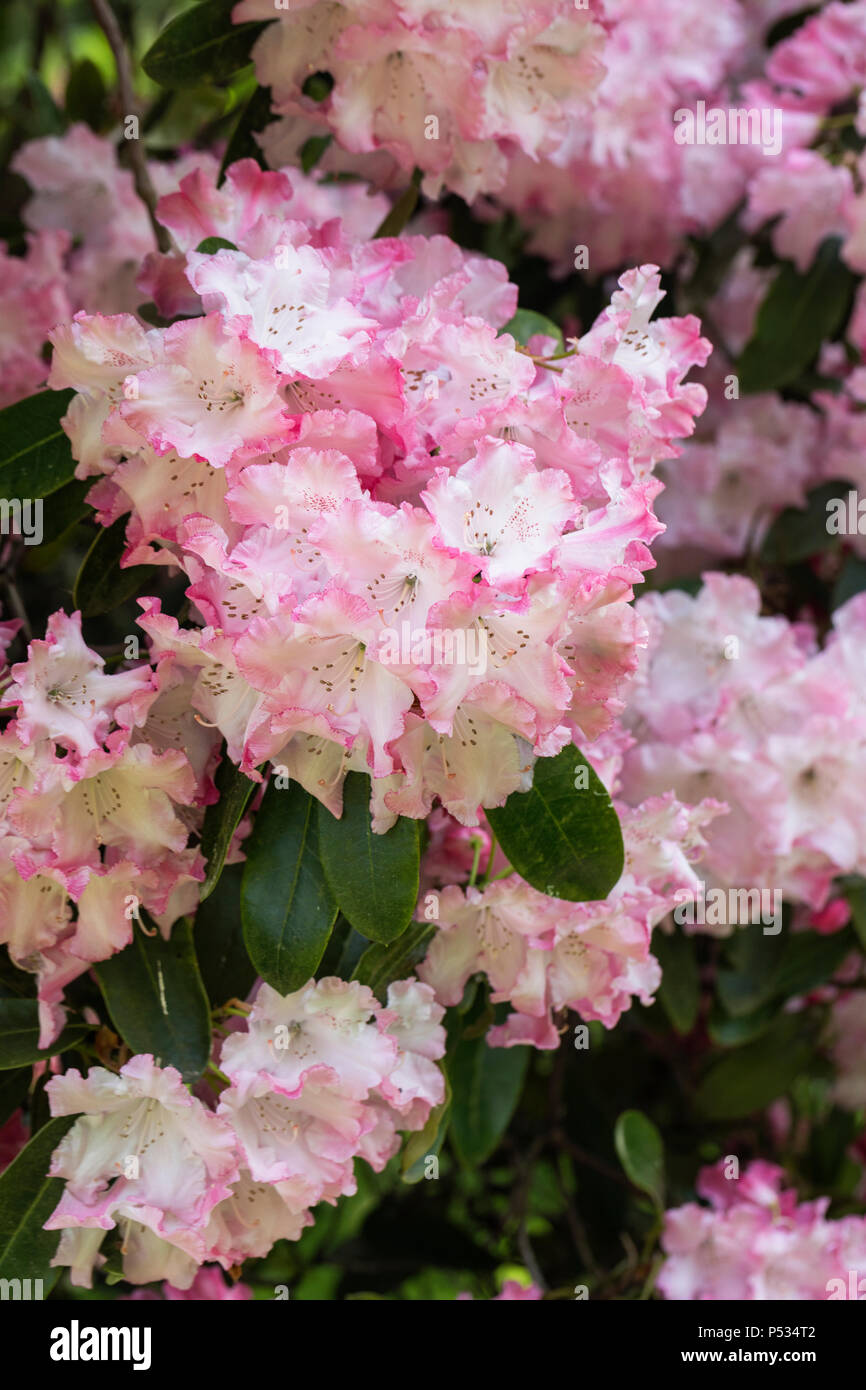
[659,1161,866,1300]
[621,578,866,910]
[418,789,721,1046]
[220,978,399,1102]
[0,231,71,407]
[47,168,708,832]
[45,1055,239,1238]
[8,610,152,758]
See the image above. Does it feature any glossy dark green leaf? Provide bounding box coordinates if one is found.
[316,914,368,981]
[0,1000,91,1070]
[301,72,334,102]
[833,553,866,611]
[374,169,422,239]
[72,514,158,617]
[242,780,338,993]
[842,876,866,952]
[142,0,272,87]
[707,999,778,1048]
[19,478,91,573]
[0,1068,30,1128]
[20,74,66,138]
[448,1034,528,1165]
[194,863,257,1007]
[318,773,421,944]
[352,922,436,1002]
[737,237,856,393]
[95,920,211,1082]
[486,747,624,902]
[718,920,852,1018]
[218,84,274,183]
[716,922,784,1017]
[300,133,332,173]
[502,309,564,352]
[0,950,35,998]
[653,928,700,1034]
[614,1109,665,1208]
[694,1016,814,1119]
[65,58,107,130]
[401,1074,451,1184]
[195,236,239,254]
[0,1115,75,1294]
[760,480,849,565]
[771,927,854,1002]
[0,389,75,498]
[199,757,256,900]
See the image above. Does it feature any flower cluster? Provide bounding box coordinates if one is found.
[418,754,721,1047]
[0,230,71,408]
[233,0,606,204]
[12,125,218,317]
[655,386,819,562]
[620,575,866,913]
[49,158,709,831]
[0,609,215,1044]
[659,1160,866,1300]
[46,976,444,1288]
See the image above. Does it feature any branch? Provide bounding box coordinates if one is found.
[89,0,173,254]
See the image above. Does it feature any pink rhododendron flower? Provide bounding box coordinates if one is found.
[621,579,866,910]
[49,169,708,832]
[418,788,721,1046]
[659,1160,866,1300]
[45,1055,239,1252]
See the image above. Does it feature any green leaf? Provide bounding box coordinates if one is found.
[707,999,778,1047]
[833,553,866,611]
[136,301,171,328]
[142,0,272,88]
[0,389,76,499]
[842,876,866,951]
[352,921,436,1003]
[199,757,256,900]
[218,85,274,184]
[95,920,211,1083]
[653,928,700,1034]
[195,236,238,254]
[694,1016,814,1119]
[614,1109,665,1209]
[20,477,91,561]
[242,779,338,993]
[300,134,332,173]
[486,747,624,902]
[808,1107,860,1190]
[65,58,107,130]
[317,773,421,944]
[401,1073,451,1184]
[20,74,66,138]
[737,237,856,393]
[760,480,849,565]
[0,1068,30,1128]
[301,72,334,102]
[194,863,257,1007]
[502,309,564,353]
[374,169,423,239]
[717,920,852,1019]
[317,914,369,981]
[72,514,158,617]
[770,926,854,1002]
[0,1000,91,1069]
[448,1034,528,1166]
[0,1115,75,1294]
[0,950,35,998]
[716,923,784,1017]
